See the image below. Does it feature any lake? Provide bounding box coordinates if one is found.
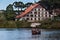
[0,28,60,40]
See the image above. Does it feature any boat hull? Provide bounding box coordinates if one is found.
[32,28,41,35]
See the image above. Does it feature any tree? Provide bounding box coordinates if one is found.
[25,2,33,8]
[6,4,15,21]
[41,0,60,4]
[13,1,25,11]
[0,10,6,21]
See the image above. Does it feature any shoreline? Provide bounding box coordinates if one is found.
[0,20,60,29]
[0,27,60,29]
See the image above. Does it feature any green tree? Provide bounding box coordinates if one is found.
[41,0,60,4]
[25,2,33,7]
[13,1,25,12]
[6,4,15,21]
[0,10,6,23]
[13,1,25,21]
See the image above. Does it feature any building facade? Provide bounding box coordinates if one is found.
[16,3,54,22]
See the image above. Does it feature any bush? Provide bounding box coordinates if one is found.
[3,21,17,28]
[15,21,31,28]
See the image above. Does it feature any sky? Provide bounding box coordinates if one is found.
[0,0,39,10]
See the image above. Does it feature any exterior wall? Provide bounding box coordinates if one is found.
[19,5,52,22]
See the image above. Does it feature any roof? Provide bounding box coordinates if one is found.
[16,3,39,18]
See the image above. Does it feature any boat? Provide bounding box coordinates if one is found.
[30,23,41,35]
[32,28,41,35]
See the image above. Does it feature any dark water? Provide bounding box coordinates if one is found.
[0,28,60,40]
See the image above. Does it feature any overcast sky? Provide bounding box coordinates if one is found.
[0,0,39,10]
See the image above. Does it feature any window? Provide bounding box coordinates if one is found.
[26,18,29,20]
[38,18,40,20]
[38,9,40,11]
[49,15,50,17]
[30,15,33,17]
[45,12,47,17]
[34,12,37,14]
[35,18,36,20]
[45,14,47,17]
[27,15,29,17]
[45,12,47,14]
[38,15,40,17]
[38,12,40,14]
[35,9,36,11]
[30,12,32,13]
[31,18,32,20]
[42,8,43,11]
[35,15,36,17]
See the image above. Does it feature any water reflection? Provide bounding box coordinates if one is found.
[0,28,60,40]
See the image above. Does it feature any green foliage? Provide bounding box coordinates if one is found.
[0,20,31,28]
[0,19,60,28]
[15,21,31,28]
[25,2,33,7]
[13,1,25,11]
[3,21,17,28]
[6,4,13,11]
[0,12,6,20]
[5,4,15,20]
[41,0,60,3]
[40,19,60,29]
